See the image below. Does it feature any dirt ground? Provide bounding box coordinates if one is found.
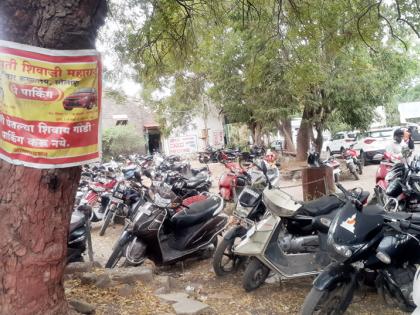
[78,161,406,315]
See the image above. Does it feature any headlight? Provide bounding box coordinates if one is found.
[154,193,171,208]
[327,233,363,262]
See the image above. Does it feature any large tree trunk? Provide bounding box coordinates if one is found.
[296,106,312,161]
[0,1,106,315]
[277,118,295,152]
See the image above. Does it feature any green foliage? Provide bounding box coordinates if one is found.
[102,125,144,158]
[104,0,420,153]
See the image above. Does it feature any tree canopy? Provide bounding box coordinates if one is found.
[105,0,420,158]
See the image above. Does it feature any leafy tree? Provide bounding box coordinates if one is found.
[108,0,420,160]
[0,1,107,314]
[102,125,145,158]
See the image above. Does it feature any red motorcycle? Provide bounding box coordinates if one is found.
[219,162,249,202]
[374,152,397,205]
[343,146,363,180]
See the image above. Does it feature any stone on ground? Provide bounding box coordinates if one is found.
[108,266,153,284]
[68,298,96,314]
[172,299,210,315]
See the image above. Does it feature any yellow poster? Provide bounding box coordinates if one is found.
[0,40,101,168]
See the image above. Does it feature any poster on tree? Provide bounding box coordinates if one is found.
[0,40,101,168]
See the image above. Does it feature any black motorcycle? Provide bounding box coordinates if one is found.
[105,185,228,268]
[301,184,420,314]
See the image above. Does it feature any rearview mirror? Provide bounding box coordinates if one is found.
[134,171,142,182]
[143,169,152,178]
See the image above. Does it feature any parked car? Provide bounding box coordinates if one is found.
[325,131,357,154]
[353,127,395,165]
[63,88,97,111]
[270,139,284,152]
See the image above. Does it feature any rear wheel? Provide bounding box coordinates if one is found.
[213,237,245,277]
[99,206,114,236]
[242,257,270,292]
[301,283,354,315]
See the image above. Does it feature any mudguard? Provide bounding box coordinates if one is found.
[313,263,355,291]
[223,225,248,241]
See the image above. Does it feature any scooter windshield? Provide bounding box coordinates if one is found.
[151,185,180,208]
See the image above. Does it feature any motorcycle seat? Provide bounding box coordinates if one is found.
[69,211,86,233]
[297,195,344,216]
[186,176,207,188]
[191,167,208,175]
[171,196,222,229]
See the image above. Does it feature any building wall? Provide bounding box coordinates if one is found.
[162,104,225,156]
[101,95,157,154]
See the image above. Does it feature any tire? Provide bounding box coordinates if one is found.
[242,257,270,292]
[213,237,245,277]
[105,243,125,268]
[340,147,345,155]
[99,207,113,236]
[334,173,339,183]
[300,283,354,315]
[358,162,363,175]
[360,151,366,167]
[352,171,359,180]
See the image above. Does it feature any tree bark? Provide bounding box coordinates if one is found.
[296,106,312,161]
[0,1,106,315]
[277,118,295,152]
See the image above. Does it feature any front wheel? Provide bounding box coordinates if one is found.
[301,284,354,315]
[105,243,125,268]
[99,206,114,236]
[352,171,359,180]
[242,257,270,292]
[213,237,245,277]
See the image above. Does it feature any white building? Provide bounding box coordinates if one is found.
[399,102,420,123]
[162,104,225,156]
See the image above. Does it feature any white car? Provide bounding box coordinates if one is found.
[353,127,396,164]
[325,131,358,155]
[270,139,284,152]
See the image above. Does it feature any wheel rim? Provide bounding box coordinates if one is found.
[253,267,266,285]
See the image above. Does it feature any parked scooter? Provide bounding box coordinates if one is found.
[219,161,249,202]
[68,205,93,264]
[301,184,420,314]
[343,145,363,180]
[105,185,228,268]
[213,165,280,276]
[233,161,369,291]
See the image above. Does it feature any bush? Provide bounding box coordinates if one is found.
[102,125,145,158]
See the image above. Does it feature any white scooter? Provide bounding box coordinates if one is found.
[233,160,369,291]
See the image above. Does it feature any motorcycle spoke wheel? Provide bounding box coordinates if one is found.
[301,283,353,315]
[213,237,243,276]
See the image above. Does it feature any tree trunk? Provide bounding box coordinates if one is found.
[0,1,106,315]
[313,124,324,154]
[277,118,295,152]
[254,122,262,146]
[296,106,312,161]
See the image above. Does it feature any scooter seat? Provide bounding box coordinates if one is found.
[171,195,222,228]
[191,167,208,175]
[186,176,207,189]
[69,211,86,233]
[298,195,344,216]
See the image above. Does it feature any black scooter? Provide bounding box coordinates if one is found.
[105,185,228,268]
[301,184,420,314]
[67,205,93,264]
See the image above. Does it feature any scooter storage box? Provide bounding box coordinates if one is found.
[262,187,300,217]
